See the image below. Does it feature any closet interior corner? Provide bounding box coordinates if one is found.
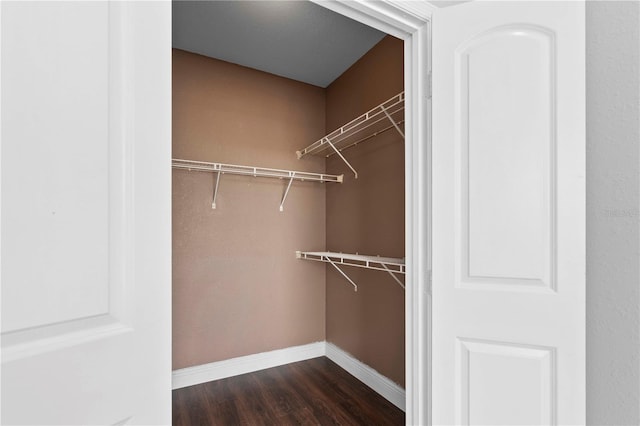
[172,0,406,419]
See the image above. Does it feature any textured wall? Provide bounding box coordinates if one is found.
[172,49,327,369]
[324,36,406,386]
[586,2,640,425]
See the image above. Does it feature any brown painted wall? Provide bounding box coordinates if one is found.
[172,49,327,369]
[325,36,405,386]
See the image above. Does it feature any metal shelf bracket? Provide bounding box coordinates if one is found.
[279,176,294,212]
[380,263,405,290]
[380,105,405,139]
[212,171,222,209]
[324,255,358,292]
[324,137,358,179]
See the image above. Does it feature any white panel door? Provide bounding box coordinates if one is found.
[1,2,171,424]
[432,2,585,425]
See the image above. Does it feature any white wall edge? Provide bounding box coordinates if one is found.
[172,342,325,390]
[172,341,407,413]
[324,342,406,412]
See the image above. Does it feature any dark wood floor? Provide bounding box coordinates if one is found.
[172,356,405,425]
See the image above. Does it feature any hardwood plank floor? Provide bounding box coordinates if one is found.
[172,356,405,425]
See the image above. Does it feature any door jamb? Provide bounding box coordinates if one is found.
[310,2,434,424]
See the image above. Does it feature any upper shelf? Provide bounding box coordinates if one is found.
[172,159,342,211]
[296,92,405,178]
[172,159,343,183]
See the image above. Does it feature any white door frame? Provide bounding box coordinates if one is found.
[309,2,434,424]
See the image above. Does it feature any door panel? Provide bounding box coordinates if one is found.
[2,1,110,333]
[462,26,554,289]
[432,2,585,425]
[1,2,171,424]
[459,339,555,426]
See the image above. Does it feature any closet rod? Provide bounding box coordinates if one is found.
[172,159,343,183]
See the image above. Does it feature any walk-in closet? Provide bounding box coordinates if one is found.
[171,1,406,422]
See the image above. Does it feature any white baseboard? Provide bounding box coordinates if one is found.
[172,341,406,412]
[172,341,325,390]
[324,342,406,412]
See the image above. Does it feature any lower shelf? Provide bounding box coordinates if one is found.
[296,251,405,291]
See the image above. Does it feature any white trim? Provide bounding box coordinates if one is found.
[325,342,407,412]
[0,3,3,421]
[312,2,432,424]
[405,16,433,426]
[385,0,439,18]
[312,0,432,37]
[172,342,325,390]
[171,341,407,413]
[311,1,412,38]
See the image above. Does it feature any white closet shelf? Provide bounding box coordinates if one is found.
[296,92,405,178]
[172,159,343,183]
[296,251,405,291]
[172,159,343,211]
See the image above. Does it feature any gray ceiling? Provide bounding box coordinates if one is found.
[172,1,387,88]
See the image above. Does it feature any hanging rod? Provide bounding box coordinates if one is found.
[296,251,405,291]
[173,159,343,211]
[296,92,405,178]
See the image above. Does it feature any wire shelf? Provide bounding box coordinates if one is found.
[296,92,405,161]
[172,159,342,211]
[172,159,343,183]
[296,251,405,291]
